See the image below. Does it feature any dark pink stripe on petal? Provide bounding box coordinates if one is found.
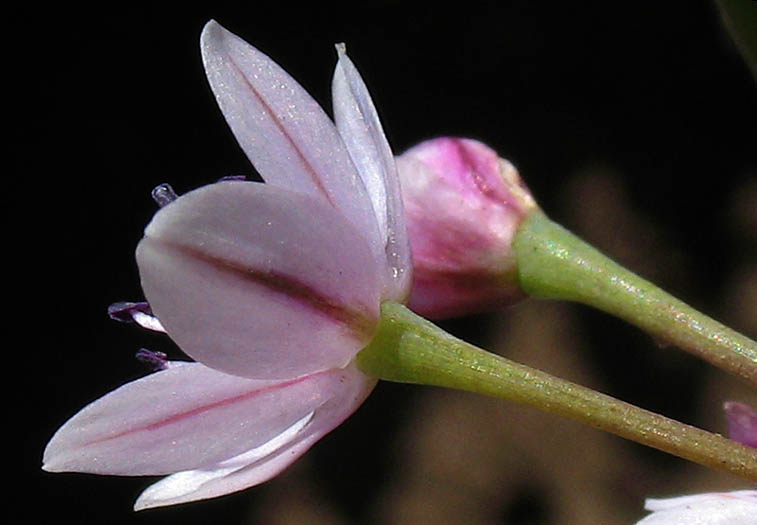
[160,240,376,338]
[137,181,381,379]
[82,371,326,448]
[43,363,362,475]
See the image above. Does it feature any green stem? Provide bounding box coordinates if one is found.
[357,302,757,481]
[513,210,757,384]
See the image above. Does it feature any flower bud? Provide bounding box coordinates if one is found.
[396,137,538,319]
[724,401,757,448]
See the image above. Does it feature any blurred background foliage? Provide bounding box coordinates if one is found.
[717,0,757,80]
[20,1,755,523]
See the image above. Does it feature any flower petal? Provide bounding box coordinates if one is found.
[43,361,374,477]
[135,181,381,379]
[637,491,757,524]
[132,362,376,510]
[133,414,315,510]
[200,21,382,259]
[332,44,411,301]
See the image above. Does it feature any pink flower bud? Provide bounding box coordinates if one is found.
[724,401,757,448]
[396,137,538,318]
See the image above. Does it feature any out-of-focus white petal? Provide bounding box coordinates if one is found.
[636,490,757,524]
[200,21,382,261]
[136,181,381,379]
[42,362,370,476]
[332,45,411,301]
[133,362,376,510]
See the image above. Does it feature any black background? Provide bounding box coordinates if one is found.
[19,2,755,524]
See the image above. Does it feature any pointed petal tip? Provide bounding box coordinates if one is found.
[133,496,158,512]
[330,41,412,299]
[201,19,221,38]
[200,20,232,60]
[40,454,78,474]
[41,437,67,473]
[41,436,94,475]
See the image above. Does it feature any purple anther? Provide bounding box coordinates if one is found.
[135,348,169,371]
[108,301,153,322]
[151,183,178,207]
[107,301,165,332]
[217,175,247,182]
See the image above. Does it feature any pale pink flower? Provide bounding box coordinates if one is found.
[396,137,537,318]
[43,20,410,510]
[635,490,757,524]
[724,401,757,448]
